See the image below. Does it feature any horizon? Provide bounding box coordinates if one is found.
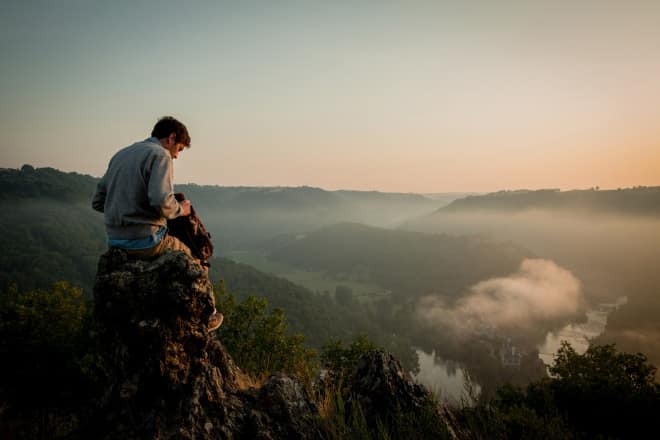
[2,1,659,193]
[8,163,659,196]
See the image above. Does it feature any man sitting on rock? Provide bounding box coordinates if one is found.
[92,116,223,331]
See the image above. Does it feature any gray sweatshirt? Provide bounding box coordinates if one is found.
[92,137,183,240]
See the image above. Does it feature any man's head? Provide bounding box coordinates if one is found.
[152,116,191,159]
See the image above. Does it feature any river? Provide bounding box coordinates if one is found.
[537,296,628,366]
[412,349,480,404]
[412,297,627,402]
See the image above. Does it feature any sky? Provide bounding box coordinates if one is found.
[1,0,659,193]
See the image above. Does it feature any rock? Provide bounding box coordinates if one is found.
[348,350,429,417]
[87,248,321,440]
[347,350,463,439]
[254,374,322,439]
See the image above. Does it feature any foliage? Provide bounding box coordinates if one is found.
[460,342,660,439]
[547,341,659,438]
[214,280,318,385]
[0,282,103,439]
[550,340,657,387]
[210,257,420,374]
[0,166,106,294]
[316,335,450,439]
[320,335,378,379]
[0,201,106,294]
[0,165,99,203]
[319,385,451,440]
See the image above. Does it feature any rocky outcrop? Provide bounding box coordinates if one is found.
[348,351,429,418]
[89,249,322,440]
[346,351,463,439]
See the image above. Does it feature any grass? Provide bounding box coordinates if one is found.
[234,370,269,391]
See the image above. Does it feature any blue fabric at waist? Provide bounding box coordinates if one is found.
[108,226,167,250]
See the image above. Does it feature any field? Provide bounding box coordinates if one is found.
[223,250,391,303]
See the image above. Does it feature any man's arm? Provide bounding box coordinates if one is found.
[148,154,190,218]
[92,175,107,213]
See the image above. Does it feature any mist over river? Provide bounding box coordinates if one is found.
[413,297,627,403]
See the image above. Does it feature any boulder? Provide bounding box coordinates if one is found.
[347,350,463,439]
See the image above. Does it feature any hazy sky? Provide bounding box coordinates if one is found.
[2,0,659,192]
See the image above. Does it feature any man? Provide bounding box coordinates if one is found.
[93,116,222,331]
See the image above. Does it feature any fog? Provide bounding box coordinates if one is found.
[404,209,660,302]
[405,208,660,372]
[193,200,446,251]
[418,259,584,338]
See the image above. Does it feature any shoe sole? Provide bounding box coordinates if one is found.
[208,313,224,332]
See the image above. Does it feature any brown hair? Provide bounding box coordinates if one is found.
[151,116,191,147]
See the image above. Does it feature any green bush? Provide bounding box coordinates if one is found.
[0,282,103,439]
[214,280,318,385]
[460,342,660,439]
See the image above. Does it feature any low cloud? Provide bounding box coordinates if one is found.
[418,259,583,335]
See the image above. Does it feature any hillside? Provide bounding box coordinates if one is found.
[438,187,660,217]
[0,165,99,204]
[265,222,531,300]
[0,167,107,291]
[177,184,445,249]
[0,166,447,251]
[207,256,418,373]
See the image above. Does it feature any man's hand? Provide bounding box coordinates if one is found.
[179,199,192,217]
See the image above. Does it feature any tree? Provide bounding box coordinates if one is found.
[0,282,102,438]
[463,342,660,439]
[547,342,659,438]
[320,334,378,380]
[550,341,657,389]
[214,281,318,385]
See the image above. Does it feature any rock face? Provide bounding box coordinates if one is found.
[347,351,462,439]
[90,249,322,440]
[349,351,429,418]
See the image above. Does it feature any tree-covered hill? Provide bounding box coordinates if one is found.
[1,166,446,251]
[437,186,660,217]
[265,222,532,300]
[177,184,445,249]
[210,256,349,347]
[0,200,106,292]
[0,165,107,292]
[209,256,414,363]
[0,165,99,204]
